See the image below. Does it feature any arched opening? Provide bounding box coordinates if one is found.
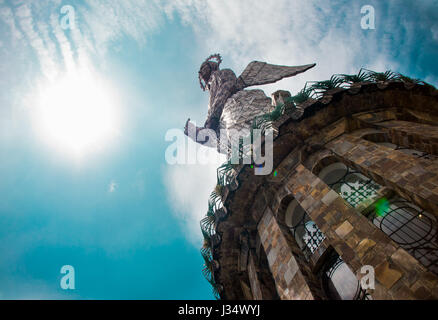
[314,157,438,276]
[284,199,325,257]
[282,198,365,300]
[321,251,370,300]
[274,195,329,300]
[318,161,381,208]
[371,198,438,275]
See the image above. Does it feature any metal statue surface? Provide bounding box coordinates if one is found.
[185,54,316,153]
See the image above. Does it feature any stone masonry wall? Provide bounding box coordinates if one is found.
[326,133,438,218]
[247,251,263,300]
[257,207,317,300]
[285,164,438,299]
[354,117,438,156]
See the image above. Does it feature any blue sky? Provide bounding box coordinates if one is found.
[0,0,437,299]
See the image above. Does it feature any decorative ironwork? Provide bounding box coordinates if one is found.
[327,166,381,208]
[327,162,438,275]
[201,247,214,282]
[302,221,325,254]
[200,200,217,241]
[322,252,371,300]
[370,198,438,276]
[201,246,221,300]
[289,212,325,255]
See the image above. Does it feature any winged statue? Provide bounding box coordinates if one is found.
[184,54,316,153]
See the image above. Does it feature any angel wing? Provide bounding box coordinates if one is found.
[238,61,316,88]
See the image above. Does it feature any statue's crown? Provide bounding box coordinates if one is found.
[199,53,222,91]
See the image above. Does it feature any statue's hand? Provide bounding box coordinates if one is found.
[184,118,216,147]
[184,118,193,136]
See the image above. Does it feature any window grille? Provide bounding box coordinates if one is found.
[370,198,438,276]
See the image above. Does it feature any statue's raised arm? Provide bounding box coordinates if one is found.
[184,54,316,153]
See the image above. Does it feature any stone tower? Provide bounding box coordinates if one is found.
[199,69,438,300]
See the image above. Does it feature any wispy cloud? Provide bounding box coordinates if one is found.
[0,4,23,42]
[15,2,60,79]
[163,0,438,90]
[2,1,436,88]
[3,1,435,94]
[80,0,163,53]
[0,0,164,80]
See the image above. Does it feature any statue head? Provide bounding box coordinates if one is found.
[198,53,222,91]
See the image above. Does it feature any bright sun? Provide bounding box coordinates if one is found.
[36,69,119,157]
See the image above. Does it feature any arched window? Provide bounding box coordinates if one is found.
[284,200,325,256]
[283,197,370,300]
[318,162,381,208]
[371,198,438,275]
[321,251,372,300]
[315,158,438,276]
[321,251,370,300]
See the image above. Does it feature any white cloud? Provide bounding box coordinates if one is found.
[0,276,79,300]
[80,0,163,50]
[0,5,23,42]
[109,180,118,193]
[15,3,60,79]
[1,1,434,92]
[161,0,420,93]
[163,139,226,246]
[0,0,164,80]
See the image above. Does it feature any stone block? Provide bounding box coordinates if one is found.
[390,248,420,274]
[375,261,403,289]
[335,220,354,238]
[356,238,376,259]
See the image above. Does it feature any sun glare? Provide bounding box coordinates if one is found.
[36,69,119,157]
